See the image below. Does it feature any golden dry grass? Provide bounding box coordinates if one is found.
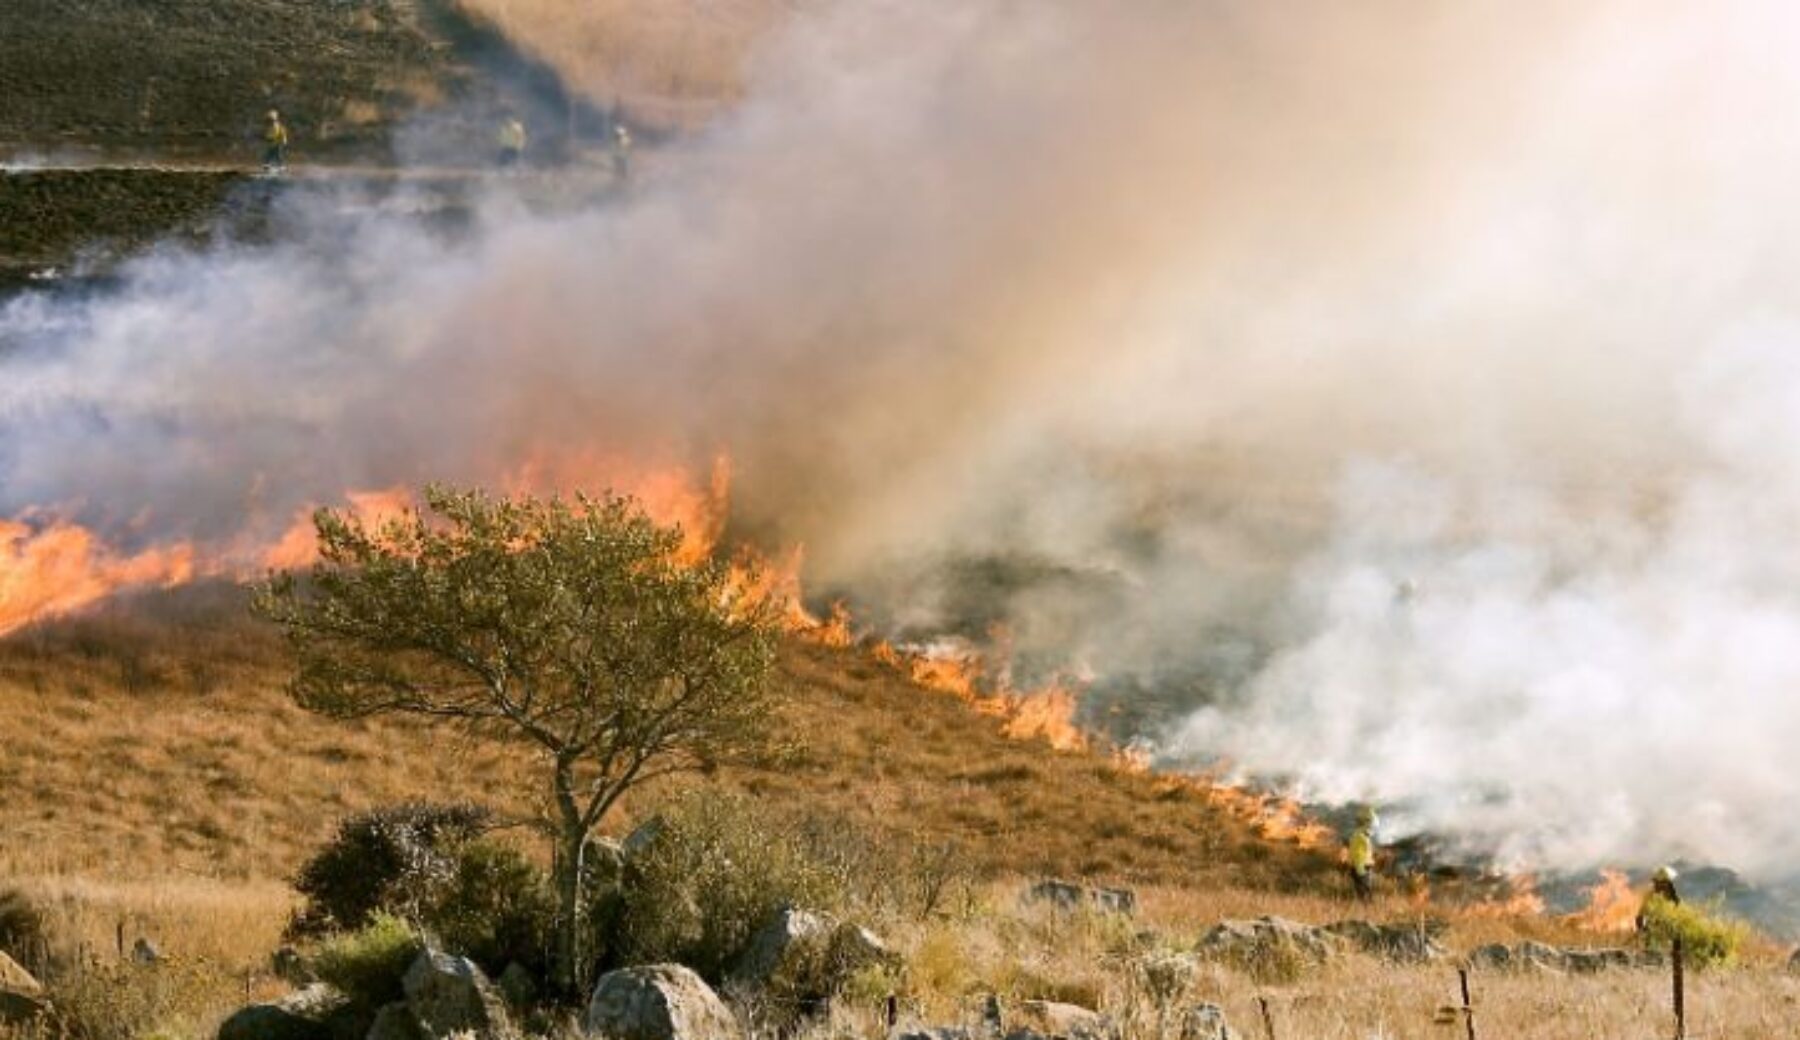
[2,591,1794,1038]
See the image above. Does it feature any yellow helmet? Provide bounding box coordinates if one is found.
[1357,805,1378,827]
[1653,865,1678,884]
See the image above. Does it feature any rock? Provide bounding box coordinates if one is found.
[894,1029,973,1040]
[217,985,350,1040]
[1177,1003,1235,1040]
[1194,916,1336,966]
[0,989,50,1028]
[401,949,514,1039]
[366,1002,427,1040]
[826,921,902,978]
[1562,948,1634,974]
[728,907,836,992]
[1135,952,1197,1005]
[1635,948,1668,969]
[585,964,738,1040]
[132,937,162,963]
[1024,880,1136,916]
[0,950,42,996]
[1467,943,1512,971]
[1321,919,1447,963]
[1014,1000,1110,1040]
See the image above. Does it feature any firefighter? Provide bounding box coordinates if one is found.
[611,123,633,182]
[1636,865,1681,934]
[1347,805,1378,902]
[262,110,289,172]
[497,116,527,168]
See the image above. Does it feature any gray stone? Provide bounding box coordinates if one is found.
[1024,880,1136,916]
[1467,943,1512,971]
[1135,952,1197,1005]
[1014,1000,1110,1040]
[894,1030,973,1040]
[1562,948,1634,974]
[1321,919,1447,963]
[366,1002,427,1040]
[401,949,513,1039]
[1515,942,1570,973]
[1195,916,1336,965]
[585,964,738,1040]
[132,937,161,963]
[621,818,665,860]
[1178,1003,1235,1040]
[218,986,348,1040]
[272,944,316,985]
[728,907,836,992]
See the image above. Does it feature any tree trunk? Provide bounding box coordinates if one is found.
[552,759,589,999]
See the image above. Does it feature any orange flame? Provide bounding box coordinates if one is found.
[999,682,1089,752]
[0,517,200,636]
[1465,873,1547,918]
[1564,869,1638,933]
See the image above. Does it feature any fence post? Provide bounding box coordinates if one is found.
[1672,937,1686,1040]
[1257,995,1276,1040]
[1458,966,1477,1040]
[116,919,125,959]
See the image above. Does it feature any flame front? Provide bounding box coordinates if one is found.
[1565,869,1638,933]
[0,517,200,636]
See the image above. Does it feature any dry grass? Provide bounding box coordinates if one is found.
[2,591,1794,1037]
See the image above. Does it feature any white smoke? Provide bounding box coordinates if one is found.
[8,1,1800,875]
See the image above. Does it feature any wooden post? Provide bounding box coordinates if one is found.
[1672,937,1686,1040]
[115,919,125,958]
[1459,967,1477,1040]
[1257,995,1276,1040]
[886,993,898,1029]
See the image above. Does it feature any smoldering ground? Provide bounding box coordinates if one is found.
[8,1,1800,879]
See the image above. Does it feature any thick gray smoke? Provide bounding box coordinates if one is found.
[7,1,1800,876]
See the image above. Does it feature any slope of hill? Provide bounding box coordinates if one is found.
[0,586,1317,890]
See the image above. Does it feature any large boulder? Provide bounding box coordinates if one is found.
[1321,919,1448,964]
[1024,880,1136,916]
[1195,917,1336,966]
[401,949,514,1039]
[1563,948,1634,975]
[1471,942,1650,975]
[217,984,349,1040]
[585,964,738,1040]
[1177,1004,1235,1040]
[0,952,41,997]
[727,907,898,1009]
[1013,1000,1111,1040]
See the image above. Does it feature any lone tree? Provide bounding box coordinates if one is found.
[254,486,785,995]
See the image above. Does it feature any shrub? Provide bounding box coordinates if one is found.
[313,912,425,1008]
[288,802,492,938]
[424,841,555,979]
[612,792,849,979]
[1640,898,1750,969]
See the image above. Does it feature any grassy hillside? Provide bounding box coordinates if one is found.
[0,0,447,160]
[2,589,1793,1039]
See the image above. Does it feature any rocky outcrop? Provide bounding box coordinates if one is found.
[401,949,514,1039]
[1025,880,1136,916]
[1195,917,1335,966]
[727,907,898,1009]
[366,1002,428,1040]
[1177,1003,1235,1040]
[585,964,738,1040]
[0,989,50,1030]
[1012,999,1111,1040]
[216,984,349,1040]
[1470,941,1657,974]
[1321,919,1448,963]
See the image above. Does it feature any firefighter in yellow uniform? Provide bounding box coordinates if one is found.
[497,117,527,168]
[1636,866,1681,935]
[1347,806,1378,902]
[263,110,289,172]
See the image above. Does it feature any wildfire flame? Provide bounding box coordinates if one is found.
[0,517,201,637]
[1465,873,1547,918]
[1564,869,1638,933]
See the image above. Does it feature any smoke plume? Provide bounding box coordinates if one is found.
[7,1,1800,876]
